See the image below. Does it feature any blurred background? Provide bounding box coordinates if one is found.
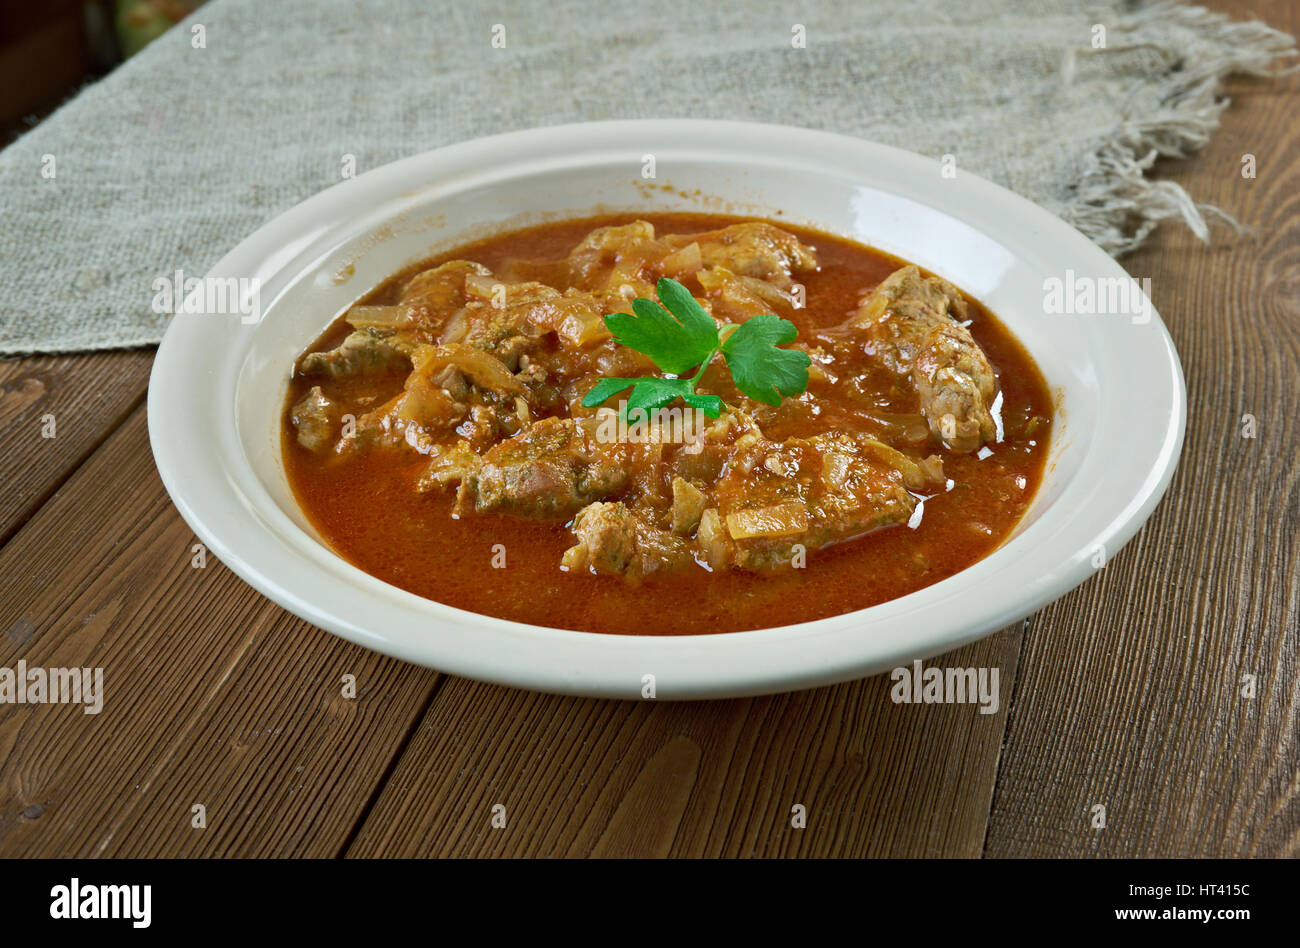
[0,0,204,145]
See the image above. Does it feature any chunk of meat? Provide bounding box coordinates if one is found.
[455,416,632,519]
[439,278,548,368]
[842,266,997,453]
[299,328,412,379]
[290,386,338,452]
[665,222,817,287]
[333,342,532,457]
[669,408,765,484]
[561,501,693,579]
[701,432,944,571]
[332,391,451,457]
[416,441,482,492]
[443,279,610,365]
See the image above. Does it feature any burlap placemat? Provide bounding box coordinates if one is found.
[0,0,1293,353]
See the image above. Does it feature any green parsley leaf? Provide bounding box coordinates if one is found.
[655,277,719,347]
[681,392,725,417]
[624,377,693,420]
[580,376,723,421]
[582,377,645,408]
[720,313,811,406]
[582,277,808,419]
[603,278,719,375]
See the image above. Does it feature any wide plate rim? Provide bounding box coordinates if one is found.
[147,118,1187,699]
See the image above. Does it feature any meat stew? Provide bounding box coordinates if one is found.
[283,213,1052,635]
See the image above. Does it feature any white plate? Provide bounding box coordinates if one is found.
[147,119,1185,699]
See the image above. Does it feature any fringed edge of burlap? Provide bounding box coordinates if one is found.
[1062,0,1297,256]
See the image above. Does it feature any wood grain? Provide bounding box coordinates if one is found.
[985,0,1300,857]
[0,408,441,857]
[345,626,1023,858]
[0,351,151,545]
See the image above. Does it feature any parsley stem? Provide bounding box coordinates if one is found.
[686,346,720,389]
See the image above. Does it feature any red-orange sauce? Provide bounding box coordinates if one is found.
[283,213,1052,635]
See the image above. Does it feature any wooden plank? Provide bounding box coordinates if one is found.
[0,408,440,857]
[345,625,1023,858]
[0,351,152,546]
[985,0,1300,857]
[3,0,1291,860]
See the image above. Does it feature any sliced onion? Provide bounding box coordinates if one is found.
[346,305,415,330]
[464,273,501,300]
[725,502,809,540]
[736,274,796,310]
[412,343,523,395]
[662,242,703,276]
[437,308,469,344]
[853,409,930,444]
[554,301,610,346]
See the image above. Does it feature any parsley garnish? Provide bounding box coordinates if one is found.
[581,277,810,420]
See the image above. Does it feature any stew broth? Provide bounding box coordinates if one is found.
[282,213,1052,635]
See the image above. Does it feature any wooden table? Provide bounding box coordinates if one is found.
[1,1,1296,859]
